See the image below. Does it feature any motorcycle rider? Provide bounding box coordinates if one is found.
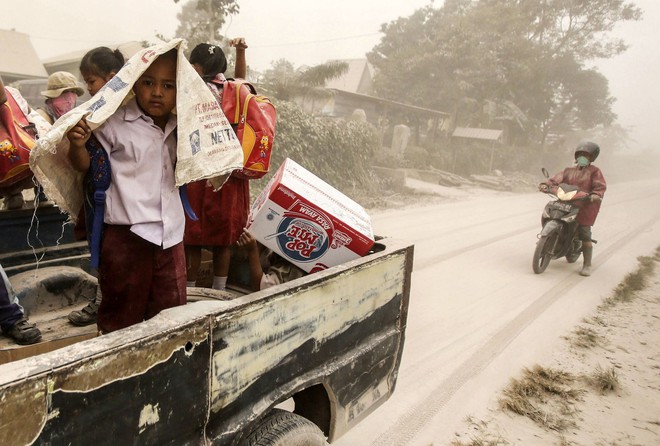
[538,141,607,276]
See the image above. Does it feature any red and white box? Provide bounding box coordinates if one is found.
[247,158,375,273]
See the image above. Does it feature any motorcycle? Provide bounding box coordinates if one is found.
[532,168,590,274]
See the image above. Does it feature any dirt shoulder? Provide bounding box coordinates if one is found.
[450,250,660,446]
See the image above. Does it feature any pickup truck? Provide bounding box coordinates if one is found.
[0,202,88,275]
[0,235,413,445]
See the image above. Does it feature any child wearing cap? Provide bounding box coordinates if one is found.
[37,71,85,124]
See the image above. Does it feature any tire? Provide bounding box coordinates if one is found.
[244,409,328,446]
[532,235,553,274]
[565,251,581,263]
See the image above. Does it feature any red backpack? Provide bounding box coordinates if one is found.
[214,79,276,179]
[0,90,36,188]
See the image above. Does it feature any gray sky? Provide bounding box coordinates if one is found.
[6,0,659,150]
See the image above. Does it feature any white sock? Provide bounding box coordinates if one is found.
[212,276,227,290]
[186,280,196,287]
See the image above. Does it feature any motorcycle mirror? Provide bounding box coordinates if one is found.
[541,167,549,179]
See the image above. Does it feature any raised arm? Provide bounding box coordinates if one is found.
[230,38,248,79]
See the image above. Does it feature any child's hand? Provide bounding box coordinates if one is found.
[66,118,92,171]
[66,118,91,148]
[237,228,257,249]
[229,38,248,50]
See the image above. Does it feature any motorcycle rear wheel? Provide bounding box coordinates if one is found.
[533,235,553,274]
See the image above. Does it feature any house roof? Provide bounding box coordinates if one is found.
[0,29,48,79]
[452,127,503,141]
[328,88,450,118]
[325,59,373,95]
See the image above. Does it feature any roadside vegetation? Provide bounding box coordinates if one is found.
[499,365,583,432]
[600,248,659,308]
[450,245,660,446]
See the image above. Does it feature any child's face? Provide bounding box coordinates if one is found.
[83,72,115,96]
[134,55,177,127]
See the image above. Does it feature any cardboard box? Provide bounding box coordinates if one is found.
[247,158,374,273]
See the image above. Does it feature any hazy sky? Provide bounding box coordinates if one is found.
[6,0,659,150]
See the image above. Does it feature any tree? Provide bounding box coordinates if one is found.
[173,0,239,51]
[258,59,349,102]
[248,101,380,202]
[518,0,642,61]
[368,0,641,147]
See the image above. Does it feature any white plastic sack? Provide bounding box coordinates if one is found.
[30,38,243,219]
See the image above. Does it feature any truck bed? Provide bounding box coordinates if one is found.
[0,237,413,445]
[0,266,245,363]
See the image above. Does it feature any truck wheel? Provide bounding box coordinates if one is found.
[532,235,553,274]
[244,409,328,446]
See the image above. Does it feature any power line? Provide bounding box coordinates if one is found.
[250,32,382,48]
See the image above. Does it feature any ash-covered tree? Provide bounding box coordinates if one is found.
[258,59,349,102]
[368,0,641,147]
[173,0,239,53]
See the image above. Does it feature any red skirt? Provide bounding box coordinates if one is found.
[183,175,249,246]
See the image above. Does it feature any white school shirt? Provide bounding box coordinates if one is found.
[94,98,184,248]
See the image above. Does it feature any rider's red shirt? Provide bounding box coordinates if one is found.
[548,164,607,226]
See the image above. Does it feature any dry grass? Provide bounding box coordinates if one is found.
[449,438,508,446]
[455,247,660,445]
[565,326,603,349]
[450,417,510,446]
[498,365,584,431]
[583,315,607,327]
[601,254,656,308]
[588,365,620,394]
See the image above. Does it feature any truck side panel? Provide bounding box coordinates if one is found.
[1,325,212,446]
[207,250,411,444]
[0,239,413,445]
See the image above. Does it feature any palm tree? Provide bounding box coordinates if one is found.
[258,59,349,102]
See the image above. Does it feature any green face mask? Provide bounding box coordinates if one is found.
[576,155,590,167]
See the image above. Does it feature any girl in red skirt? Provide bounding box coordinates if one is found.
[185,39,249,290]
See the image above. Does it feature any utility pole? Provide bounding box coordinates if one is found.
[207,0,214,41]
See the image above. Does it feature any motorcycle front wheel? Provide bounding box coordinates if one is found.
[532,235,553,274]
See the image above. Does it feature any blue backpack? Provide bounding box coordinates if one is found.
[82,135,197,270]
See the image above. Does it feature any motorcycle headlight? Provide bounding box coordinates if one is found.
[556,188,578,201]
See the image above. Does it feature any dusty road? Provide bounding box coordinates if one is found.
[334,178,660,446]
